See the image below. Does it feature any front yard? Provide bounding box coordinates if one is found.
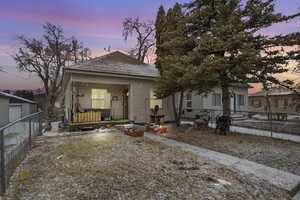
[4,131,290,200]
[163,125,300,176]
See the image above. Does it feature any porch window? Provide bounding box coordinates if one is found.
[150,89,162,109]
[212,93,221,106]
[91,89,106,109]
[185,92,192,108]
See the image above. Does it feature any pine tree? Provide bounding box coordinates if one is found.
[154,3,198,126]
[186,0,300,118]
[155,6,166,71]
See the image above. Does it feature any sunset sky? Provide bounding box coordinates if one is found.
[0,0,299,92]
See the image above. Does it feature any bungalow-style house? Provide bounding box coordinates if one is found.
[182,83,250,119]
[249,86,300,113]
[62,51,250,124]
[62,51,174,124]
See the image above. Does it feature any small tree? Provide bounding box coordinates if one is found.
[14,23,91,128]
[122,17,155,64]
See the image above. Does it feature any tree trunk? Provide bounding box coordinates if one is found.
[177,90,184,126]
[172,91,184,127]
[44,95,52,131]
[172,93,178,124]
[221,85,231,117]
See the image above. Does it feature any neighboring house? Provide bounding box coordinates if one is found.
[0,93,9,127]
[0,91,38,123]
[62,51,174,124]
[182,83,250,119]
[62,51,251,124]
[249,86,300,113]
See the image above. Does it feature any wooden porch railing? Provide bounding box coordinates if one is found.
[73,112,101,123]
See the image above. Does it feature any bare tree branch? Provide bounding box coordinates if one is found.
[122,17,155,64]
[14,22,91,124]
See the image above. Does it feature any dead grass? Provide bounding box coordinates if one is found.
[163,125,300,176]
[3,131,291,200]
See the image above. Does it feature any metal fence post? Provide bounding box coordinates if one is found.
[29,119,32,148]
[0,130,6,194]
[39,113,42,136]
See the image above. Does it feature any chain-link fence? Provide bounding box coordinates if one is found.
[0,112,43,194]
[182,109,300,135]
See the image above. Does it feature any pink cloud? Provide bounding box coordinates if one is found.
[0,8,124,31]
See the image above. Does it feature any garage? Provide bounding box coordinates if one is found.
[9,105,22,122]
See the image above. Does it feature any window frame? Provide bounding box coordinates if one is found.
[212,93,222,106]
[185,92,193,108]
[91,89,106,109]
[238,94,245,106]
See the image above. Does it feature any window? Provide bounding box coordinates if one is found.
[283,99,288,109]
[185,92,192,108]
[150,89,162,109]
[91,89,106,109]
[238,95,245,106]
[257,100,262,107]
[212,93,221,106]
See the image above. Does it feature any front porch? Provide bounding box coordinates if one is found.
[70,82,129,123]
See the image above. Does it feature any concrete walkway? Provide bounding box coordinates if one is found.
[229,125,300,143]
[145,133,300,196]
[207,122,300,143]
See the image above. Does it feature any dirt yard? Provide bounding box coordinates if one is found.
[3,131,291,200]
[163,125,300,176]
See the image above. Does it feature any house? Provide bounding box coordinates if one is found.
[0,92,9,127]
[62,51,174,124]
[0,91,38,123]
[182,83,250,119]
[249,86,300,113]
[62,51,251,124]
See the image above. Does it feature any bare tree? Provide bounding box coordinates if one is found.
[70,38,92,64]
[14,23,90,129]
[122,17,155,64]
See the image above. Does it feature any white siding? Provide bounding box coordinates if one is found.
[182,86,249,118]
[9,105,22,122]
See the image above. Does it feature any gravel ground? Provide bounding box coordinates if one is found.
[162,125,300,176]
[3,131,291,200]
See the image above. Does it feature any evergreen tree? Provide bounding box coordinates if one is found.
[155,6,166,71]
[154,3,198,126]
[185,0,300,117]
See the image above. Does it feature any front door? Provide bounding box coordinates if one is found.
[111,97,123,120]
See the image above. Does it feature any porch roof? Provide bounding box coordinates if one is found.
[65,51,159,78]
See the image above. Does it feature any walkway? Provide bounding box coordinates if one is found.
[206,122,300,143]
[145,133,300,196]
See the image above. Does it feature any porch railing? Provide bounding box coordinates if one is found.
[73,112,101,123]
[0,112,43,194]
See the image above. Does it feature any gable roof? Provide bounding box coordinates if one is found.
[65,51,159,78]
